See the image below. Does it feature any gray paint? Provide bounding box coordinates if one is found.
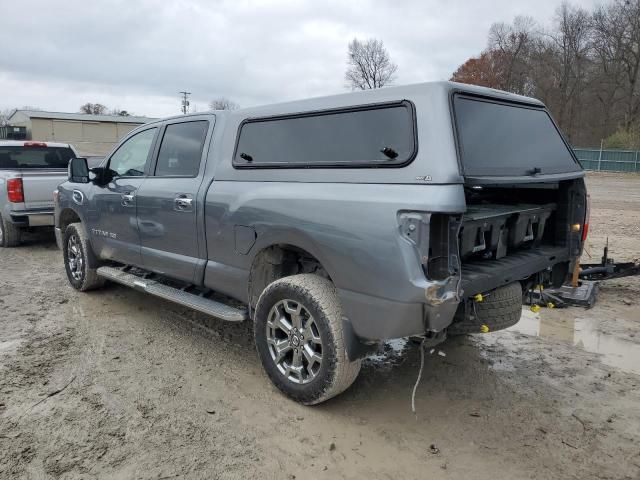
[55,81,584,342]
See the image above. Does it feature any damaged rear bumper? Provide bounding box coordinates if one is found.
[337,275,460,342]
[338,246,573,342]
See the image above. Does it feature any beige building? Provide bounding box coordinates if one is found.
[7,110,157,156]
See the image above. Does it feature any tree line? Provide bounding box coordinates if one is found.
[79,103,131,116]
[451,0,640,149]
[342,1,640,149]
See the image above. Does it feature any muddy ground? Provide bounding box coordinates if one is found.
[1,172,639,480]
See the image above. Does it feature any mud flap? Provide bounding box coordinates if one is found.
[341,316,378,361]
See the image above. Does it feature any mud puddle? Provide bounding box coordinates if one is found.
[501,308,640,375]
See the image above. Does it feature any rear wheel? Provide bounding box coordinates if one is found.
[448,282,523,335]
[254,274,361,405]
[63,223,105,291]
[0,213,21,247]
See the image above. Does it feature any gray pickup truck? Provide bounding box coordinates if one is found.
[0,141,78,247]
[55,82,588,404]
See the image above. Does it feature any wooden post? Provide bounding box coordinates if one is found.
[571,260,581,288]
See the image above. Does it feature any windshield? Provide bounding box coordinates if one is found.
[0,146,75,169]
[453,95,581,177]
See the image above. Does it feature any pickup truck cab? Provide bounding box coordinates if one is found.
[0,140,77,247]
[55,82,588,404]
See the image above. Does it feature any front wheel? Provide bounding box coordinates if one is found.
[254,274,361,405]
[63,223,105,291]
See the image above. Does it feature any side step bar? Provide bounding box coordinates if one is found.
[97,266,248,322]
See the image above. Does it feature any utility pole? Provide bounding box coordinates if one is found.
[180,91,191,114]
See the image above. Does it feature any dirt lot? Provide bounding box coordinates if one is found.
[1,173,639,480]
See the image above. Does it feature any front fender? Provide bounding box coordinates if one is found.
[55,183,91,249]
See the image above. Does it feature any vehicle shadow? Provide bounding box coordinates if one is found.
[16,227,58,249]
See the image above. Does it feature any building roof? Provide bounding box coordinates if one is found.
[8,109,157,124]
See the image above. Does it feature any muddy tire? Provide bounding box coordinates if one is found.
[63,223,105,291]
[0,213,21,247]
[254,274,361,405]
[448,282,523,335]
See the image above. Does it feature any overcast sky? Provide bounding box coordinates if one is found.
[0,0,598,117]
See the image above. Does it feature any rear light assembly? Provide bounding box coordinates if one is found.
[7,178,24,203]
[582,194,590,242]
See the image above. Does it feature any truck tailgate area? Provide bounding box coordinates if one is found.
[445,178,588,297]
[461,245,569,296]
[20,170,67,210]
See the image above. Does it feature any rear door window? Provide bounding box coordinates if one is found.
[154,121,209,177]
[233,102,416,168]
[453,95,581,176]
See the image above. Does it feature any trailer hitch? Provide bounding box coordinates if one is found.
[579,239,640,281]
[525,239,638,310]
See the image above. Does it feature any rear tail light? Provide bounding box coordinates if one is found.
[7,178,24,203]
[582,194,590,242]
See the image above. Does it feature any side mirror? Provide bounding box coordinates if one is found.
[68,157,89,183]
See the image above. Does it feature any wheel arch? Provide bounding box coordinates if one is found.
[247,243,333,312]
[58,207,83,234]
[246,243,373,362]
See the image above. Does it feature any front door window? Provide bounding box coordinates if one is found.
[109,128,156,177]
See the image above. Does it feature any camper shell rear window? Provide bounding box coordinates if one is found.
[233,101,417,168]
[453,94,581,177]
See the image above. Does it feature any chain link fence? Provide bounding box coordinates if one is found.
[574,148,640,173]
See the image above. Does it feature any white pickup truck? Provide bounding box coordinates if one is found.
[0,140,78,247]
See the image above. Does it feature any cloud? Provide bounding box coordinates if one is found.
[0,0,598,117]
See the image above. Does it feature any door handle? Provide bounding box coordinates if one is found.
[121,193,135,206]
[174,196,193,210]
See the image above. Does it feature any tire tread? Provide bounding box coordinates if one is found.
[449,282,522,335]
[255,274,361,405]
[64,223,105,291]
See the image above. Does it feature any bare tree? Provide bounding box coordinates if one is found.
[487,16,537,95]
[79,103,108,115]
[540,3,593,141]
[593,0,640,133]
[0,109,14,126]
[110,108,131,116]
[345,38,397,90]
[209,98,239,110]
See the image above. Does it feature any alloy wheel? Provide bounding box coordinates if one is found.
[67,234,84,281]
[266,299,323,384]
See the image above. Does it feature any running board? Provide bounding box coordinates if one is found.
[97,266,247,322]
